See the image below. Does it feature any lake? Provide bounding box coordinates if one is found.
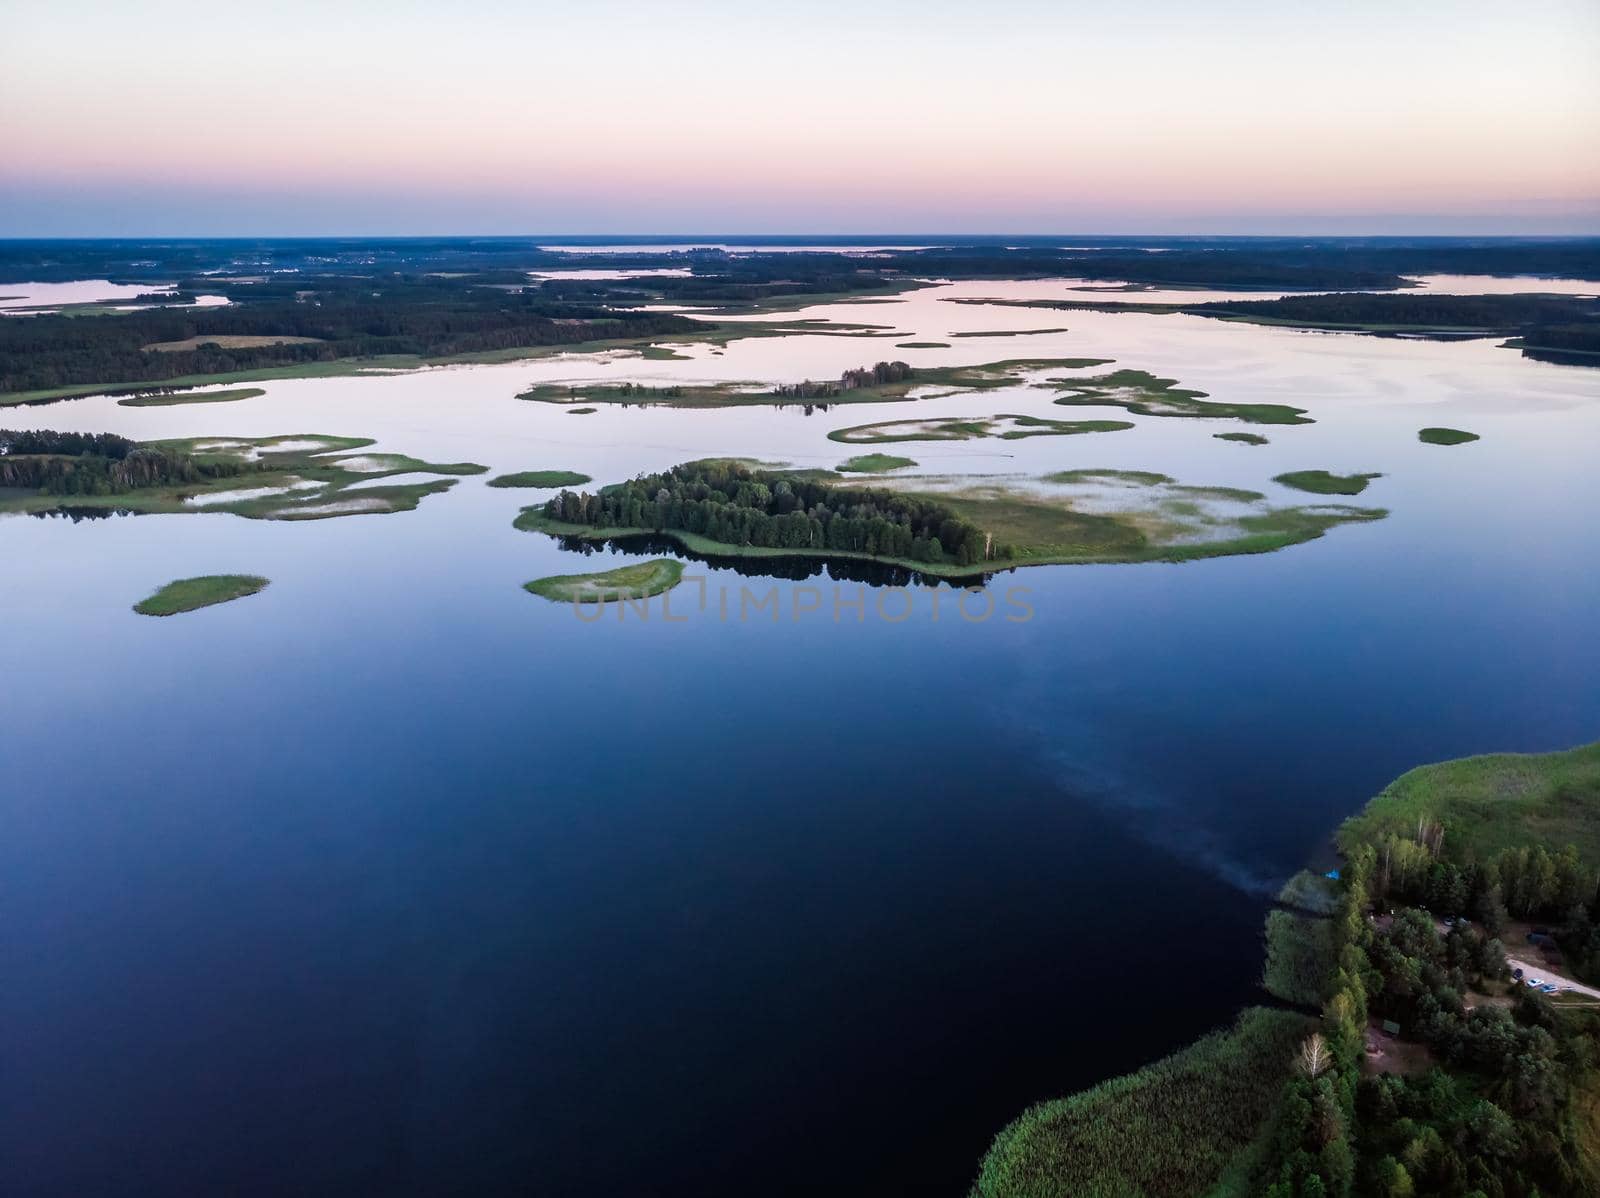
[2,276,1598,1195]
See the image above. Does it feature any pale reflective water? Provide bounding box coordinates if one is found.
[2,277,1598,1197]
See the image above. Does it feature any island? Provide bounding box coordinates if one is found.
[975,740,1600,1197]
[516,459,1386,576]
[525,559,685,604]
[836,454,918,474]
[488,470,593,489]
[1419,427,1481,446]
[0,427,485,519]
[518,358,1115,411]
[134,574,270,617]
[1274,470,1382,496]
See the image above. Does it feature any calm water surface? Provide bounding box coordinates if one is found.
[2,279,1598,1195]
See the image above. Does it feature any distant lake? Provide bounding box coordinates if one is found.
[2,277,1598,1195]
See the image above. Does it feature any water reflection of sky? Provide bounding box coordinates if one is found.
[2,276,1598,1196]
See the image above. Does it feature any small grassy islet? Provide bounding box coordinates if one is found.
[488,470,593,489]
[1273,469,1382,496]
[134,574,269,617]
[1419,426,1480,445]
[525,558,685,604]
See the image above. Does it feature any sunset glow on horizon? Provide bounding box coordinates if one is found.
[3,0,1598,236]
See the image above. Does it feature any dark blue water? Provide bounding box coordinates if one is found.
[3,336,1599,1195]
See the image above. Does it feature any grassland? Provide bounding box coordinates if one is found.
[827,414,1134,444]
[971,1008,1311,1198]
[117,387,267,407]
[1215,432,1269,446]
[1419,426,1480,445]
[1335,741,1600,867]
[133,574,269,617]
[1049,368,1314,425]
[1273,469,1381,496]
[525,558,685,603]
[142,334,324,352]
[488,470,593,488]
[836,454,917,473]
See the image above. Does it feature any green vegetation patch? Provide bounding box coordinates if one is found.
[0,429,483,521]
[1263,909,1338,1006]
[1276,870,1343,916]
[949,327,1072,338]
[827,413,1133,444]
[525,558,684,604]
[566,407,597,415]
[1273,469,1382,496]
[1049,368,1314,425]
[488,470,593,489]
[1215,432,1269,446]
[1418,426,1480,446]
[117,387,267,407]
[895,341,951,349]
[1336,741,1600,867]
[972,1008,1310,1198]
[519,358,1110,411]
[134,574,269,617]
[836,454,917,474]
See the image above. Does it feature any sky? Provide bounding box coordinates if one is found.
[2,0,1598,237]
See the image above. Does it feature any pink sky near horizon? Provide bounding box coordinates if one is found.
[3,0,1597,235]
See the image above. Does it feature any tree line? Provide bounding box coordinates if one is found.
[773,360,913,399]
[543,460,1002,566]
[0,428,247,495]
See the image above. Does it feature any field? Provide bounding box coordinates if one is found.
[142,335,325,352]
[133,575,269,617]
[971,1008,1310,1198]
[1335,741,1600,866]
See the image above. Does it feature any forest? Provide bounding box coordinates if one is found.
[1194,292,1597,326]
[0,428,247,494]
[541,460,1000,566]
[773,360,914,399]
[0,276,702,394]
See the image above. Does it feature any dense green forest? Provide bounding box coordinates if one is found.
[541,460,1000,566]
[1193,292,1599,331]
[977,743,1600,1198]
[0,428,247,494]
[0,276,701,393]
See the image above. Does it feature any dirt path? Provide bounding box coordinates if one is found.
[1507,957,1600,1000]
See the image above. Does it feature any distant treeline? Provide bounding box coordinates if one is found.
[0,276,702,392]
[544,460,1000,566]
[1195,291,1600,330]
[0,428,245,494]
[774,360,913,399]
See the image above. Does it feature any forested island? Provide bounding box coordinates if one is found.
[976,741,1600,1198]
[0,427,484,519]
[517,459,1387,576]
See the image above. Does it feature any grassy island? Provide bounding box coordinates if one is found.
[525,558,684,604]
[518,358,1116,411]
[1273,469,1382,496]
[517,459,1386,577]
[117,386,267,407]
[836,454,918,473]
[1419,426,1481,445]
[134,574,269,617]
[0,428,485,520]
[488,470,593,489]
[1049,368,1314,425]
[1215,431,1269,446]
[827,414,1133,444]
